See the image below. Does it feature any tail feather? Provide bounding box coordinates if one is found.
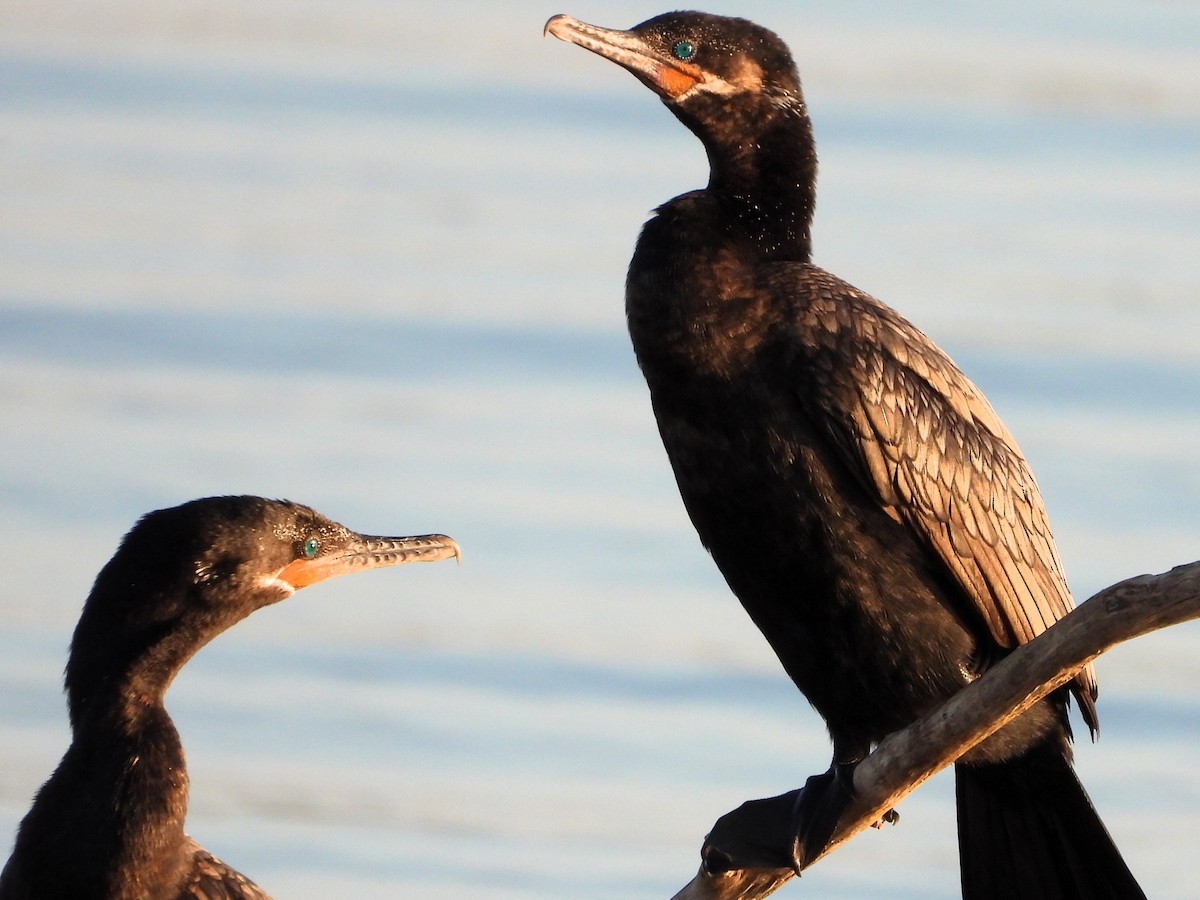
[954,744,1144,900]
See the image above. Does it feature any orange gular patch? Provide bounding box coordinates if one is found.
[654,63,704,98]
[274,555,350,589]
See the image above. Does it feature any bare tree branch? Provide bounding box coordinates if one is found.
[670,560,1200,900]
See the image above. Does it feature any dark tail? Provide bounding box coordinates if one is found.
[954,743,1145,900]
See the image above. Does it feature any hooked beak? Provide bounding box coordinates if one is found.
[276,533,461,590]
[545,14,704,100]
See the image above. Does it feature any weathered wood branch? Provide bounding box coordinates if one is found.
[671,560,1200,900]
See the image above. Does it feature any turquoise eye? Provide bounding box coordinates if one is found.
[672,39,696,61]
[302,537,320,558]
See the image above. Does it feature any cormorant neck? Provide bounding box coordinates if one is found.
[67,660,181,743]
[22,637,194,898]
[63,618,191,809]
[688,95,817,262]
[65,585,208,734]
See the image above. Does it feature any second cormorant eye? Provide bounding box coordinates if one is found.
[302,537,320,558]
[672,39,696,60]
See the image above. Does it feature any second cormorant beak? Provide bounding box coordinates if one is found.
[545,14,705,100]
[275,533,461,591]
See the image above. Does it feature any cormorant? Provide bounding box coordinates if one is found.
[547,12,1144,898]
[0,496,460,899]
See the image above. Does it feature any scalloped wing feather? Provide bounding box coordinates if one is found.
[778,264,1098,730]
[182,839,272,900]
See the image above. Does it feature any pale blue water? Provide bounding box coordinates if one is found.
[1,2,1198,897]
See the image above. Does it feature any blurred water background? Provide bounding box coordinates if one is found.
[2,1,1198,896]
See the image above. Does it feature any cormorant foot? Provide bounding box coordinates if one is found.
[788,763,899,866]
[697,766,900,879]
[874,807,901,828]
[789,764,853,868]
[702,789,805,874]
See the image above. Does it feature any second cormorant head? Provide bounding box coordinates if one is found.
[66,495,461,722]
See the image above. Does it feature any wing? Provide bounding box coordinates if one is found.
[182,838,273,900]
[780,265,1097,728]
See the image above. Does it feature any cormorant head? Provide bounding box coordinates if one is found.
[546,11,807,142]
[66,496,460,716]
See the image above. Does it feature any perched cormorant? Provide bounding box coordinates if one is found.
[547,12,1144,898]
[0,496,460,900]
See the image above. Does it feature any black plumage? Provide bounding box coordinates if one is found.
[0,496,459,900]
[547,11,1143,897]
